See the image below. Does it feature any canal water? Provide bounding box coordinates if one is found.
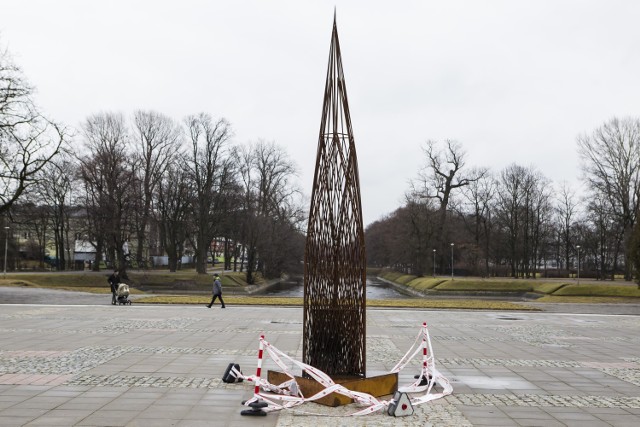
[262,276,410,299]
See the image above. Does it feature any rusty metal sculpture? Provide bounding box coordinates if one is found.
[303,14,366,378]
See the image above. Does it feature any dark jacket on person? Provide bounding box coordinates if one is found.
[108,273,121,293]
[212,277,222,296]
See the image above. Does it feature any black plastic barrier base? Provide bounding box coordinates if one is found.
[222,363,243,383]
[241,400,268,416]
[414,373,433,386]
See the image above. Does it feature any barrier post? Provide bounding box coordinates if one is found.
[254,334,265,397]
[240,334,269,417]
[422,322,428,374]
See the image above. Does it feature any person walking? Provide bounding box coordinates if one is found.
[108,270,120,305]
[207,273,226,308]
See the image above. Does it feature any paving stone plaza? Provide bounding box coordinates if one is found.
[0,299,639,426]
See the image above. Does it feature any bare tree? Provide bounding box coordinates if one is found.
[184,113,235,274]
[233,144,256,274]
[365,215,394,268]
[578,117,640,280]
[131,110,182,268]
[458,169,495,276]
[11,202,49,268]
[364,200,439,275]
[252,141,303,279]
[494,164,551,278]
[413,139,486,266]
[554,182,581,272]
[236,140,303,282]
[78,112,135,274]
[586,192,624,280]
[0,43,67,215]
[156,162,192,272]
[629,213,640,287]
[527,172,553,278]
[32,155,74,270]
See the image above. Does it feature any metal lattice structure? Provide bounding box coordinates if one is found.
[303,15,366,378]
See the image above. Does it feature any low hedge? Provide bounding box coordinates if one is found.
[379,271,405,282]
[406,277,447,291]
[434,280,532,292]
[395,274,418,285]
[552,284,640,297]
[531,282,568,294]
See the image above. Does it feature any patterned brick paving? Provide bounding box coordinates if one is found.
[0,304,638,426]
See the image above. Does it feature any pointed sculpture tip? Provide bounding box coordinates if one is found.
[334,6,336,24]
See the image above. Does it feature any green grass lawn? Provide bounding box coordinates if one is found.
[433,280,533,292]
[0,270,256,294]
[406,277,447,291]
[535,295,640,303]
[379,271,640,302]
[552,284,640,297]
[1,273,108,288]
[133,295,538,311]
[2,270,639,308]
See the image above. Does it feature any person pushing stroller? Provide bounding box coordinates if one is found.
[108,270,120,305]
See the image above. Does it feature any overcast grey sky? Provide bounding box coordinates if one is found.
[2,0,640,226]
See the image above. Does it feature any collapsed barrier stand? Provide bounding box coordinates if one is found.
[223,322,452,417]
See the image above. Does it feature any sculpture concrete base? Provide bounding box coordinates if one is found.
[267,370,398,407]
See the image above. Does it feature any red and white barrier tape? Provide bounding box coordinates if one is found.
[238,323,452,416]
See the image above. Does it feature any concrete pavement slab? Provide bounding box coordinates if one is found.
[0,302,638,426]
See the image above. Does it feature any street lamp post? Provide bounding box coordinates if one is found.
[576,244,581,285]
[3,226,9,277]
[450,243,454,280]
[432,249,436,277]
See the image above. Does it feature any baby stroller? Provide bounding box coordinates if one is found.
[116,283,132,305]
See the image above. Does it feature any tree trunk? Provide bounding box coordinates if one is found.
[195,234,208,274]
